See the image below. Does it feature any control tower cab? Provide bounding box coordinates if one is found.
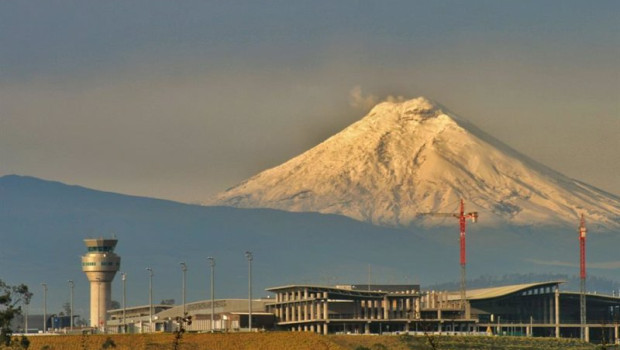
[81,238,121,330]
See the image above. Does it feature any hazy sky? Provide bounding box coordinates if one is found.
[1,1,618,203]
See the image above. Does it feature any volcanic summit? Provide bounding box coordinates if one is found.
[214,97,620,229]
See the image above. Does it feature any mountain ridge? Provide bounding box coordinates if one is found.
[213,97,620,229]
[2,174,619,315]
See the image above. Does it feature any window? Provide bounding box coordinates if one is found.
[87,246,113,252]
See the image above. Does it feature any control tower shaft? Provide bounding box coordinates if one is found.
[81,238,121,330]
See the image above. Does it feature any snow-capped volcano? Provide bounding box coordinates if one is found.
[214,97,620,229]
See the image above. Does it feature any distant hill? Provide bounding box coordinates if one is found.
[1,175,618,318]
[425,273,620,294]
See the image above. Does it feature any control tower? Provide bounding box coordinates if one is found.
[81,238,121,330]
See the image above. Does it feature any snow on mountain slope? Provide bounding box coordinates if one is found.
[213,97,620,229]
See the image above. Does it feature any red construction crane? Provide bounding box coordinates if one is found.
[418,199,478,316]
[579,214,587,340]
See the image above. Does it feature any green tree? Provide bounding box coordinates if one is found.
[0,279,31,346]
[109,300,120,310]
[62,302,71,316]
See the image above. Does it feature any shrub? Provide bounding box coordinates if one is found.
[101,337,116,349]
[19,336,30,349]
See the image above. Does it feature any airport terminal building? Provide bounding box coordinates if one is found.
[265,281,620,343]
[100,281,620,343]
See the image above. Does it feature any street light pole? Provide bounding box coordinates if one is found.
[207,257,215,333]
[24,298,29,334]
[41,283,47,333]
[146,268,153,332]
[180,262,187,315]
[68,280,74,330]
[245,251,253,332]
[121,272,126,333]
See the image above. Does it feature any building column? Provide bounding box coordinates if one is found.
[303,303,308,321]
[323,323,328,335]
[415,298,421,319]
[614,325,619,345]
[542,297,548,324]
[314,302,319,320]
[465,301,471,320]
[405,298,411,319]
[383,296,389,320]
[365,322,370,334]
[323,300,329,321]
[526,325,531,337]
[585,326,590,343]
[310,301,315,320]
[549,295,554,323]
[554,287,560,338]
[298,304,303,322]
[369,300,375,320]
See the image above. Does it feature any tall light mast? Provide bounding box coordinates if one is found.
[419,199,478,317]
[579,214,587,341]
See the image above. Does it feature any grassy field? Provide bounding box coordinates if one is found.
[13,332,606,350]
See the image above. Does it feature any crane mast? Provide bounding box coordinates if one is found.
[579,214,587,341]
[419,199,478,318]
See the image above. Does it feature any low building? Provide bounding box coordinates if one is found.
[107,304,174,333]
[265,284,474,334]
[466,281,620,343]
[265,281,620,343]
[107,299,273,333]
[104,281,620,343]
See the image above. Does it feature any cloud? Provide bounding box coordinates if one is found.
[348,86,410,110]
[527,259,620,270]
[385,95,407,103]
[348,85,378,110]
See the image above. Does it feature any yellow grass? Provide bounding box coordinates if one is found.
[15,332,597,350]
[20,332,346,350]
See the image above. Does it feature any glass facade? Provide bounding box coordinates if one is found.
[87,246,114,252]
[81,261,120,267]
